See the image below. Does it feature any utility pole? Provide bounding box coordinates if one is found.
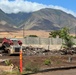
[75,26,76,37]
[23,25,25,38]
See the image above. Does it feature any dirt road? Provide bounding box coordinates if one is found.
[32,69,76,75]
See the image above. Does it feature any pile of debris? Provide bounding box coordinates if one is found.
[59,48,76,55]
[22,46,50,56]
[22,46,76,56]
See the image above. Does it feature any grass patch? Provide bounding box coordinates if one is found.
[5,60,12,66]
[44,59,51,66]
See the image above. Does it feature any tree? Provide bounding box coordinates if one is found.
[59,27,69,38]
[49,30,60,38]
[60,27,74,49]
[49,27,74,49]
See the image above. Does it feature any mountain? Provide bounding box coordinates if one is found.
[19,8,76,32]
[6,12,31,26]
[0,8,76,32]
[0,9,17,31]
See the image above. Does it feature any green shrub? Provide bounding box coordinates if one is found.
[25,63,32,71]
[25,62,39,73]
[44,59,51,65]
[28,35,38,37]
[31,66,39,73]
[5,60,11,66]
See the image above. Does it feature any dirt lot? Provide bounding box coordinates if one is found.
[0,54,76,70]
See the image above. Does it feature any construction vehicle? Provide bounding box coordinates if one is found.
[0,38,22,55]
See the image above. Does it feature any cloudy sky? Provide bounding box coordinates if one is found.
[0,0,76,17]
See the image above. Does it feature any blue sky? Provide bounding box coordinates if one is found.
[8,0,76,12]
[27,0,76,12]
[0,0,76,17]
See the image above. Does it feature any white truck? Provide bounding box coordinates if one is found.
[0,38,22,55]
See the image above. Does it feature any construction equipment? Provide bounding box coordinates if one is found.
[0,38,22,55]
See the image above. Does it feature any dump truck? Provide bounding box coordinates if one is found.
[0,38,22,55]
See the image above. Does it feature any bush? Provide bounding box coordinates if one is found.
[25,62,39,73]
[28,35,38,37]
[44,59,51,65]
[5,60,12,66]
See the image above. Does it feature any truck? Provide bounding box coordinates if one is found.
[0,38,22,55]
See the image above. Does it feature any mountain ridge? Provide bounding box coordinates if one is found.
[19,8,76,32]
[0,8,76,32]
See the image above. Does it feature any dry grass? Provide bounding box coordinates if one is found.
[0,30,50,38]
[0,30,75,38]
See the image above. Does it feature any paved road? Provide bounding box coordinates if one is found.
[32,69,76,75]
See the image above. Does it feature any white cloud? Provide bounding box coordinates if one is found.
[0,0,76,17]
